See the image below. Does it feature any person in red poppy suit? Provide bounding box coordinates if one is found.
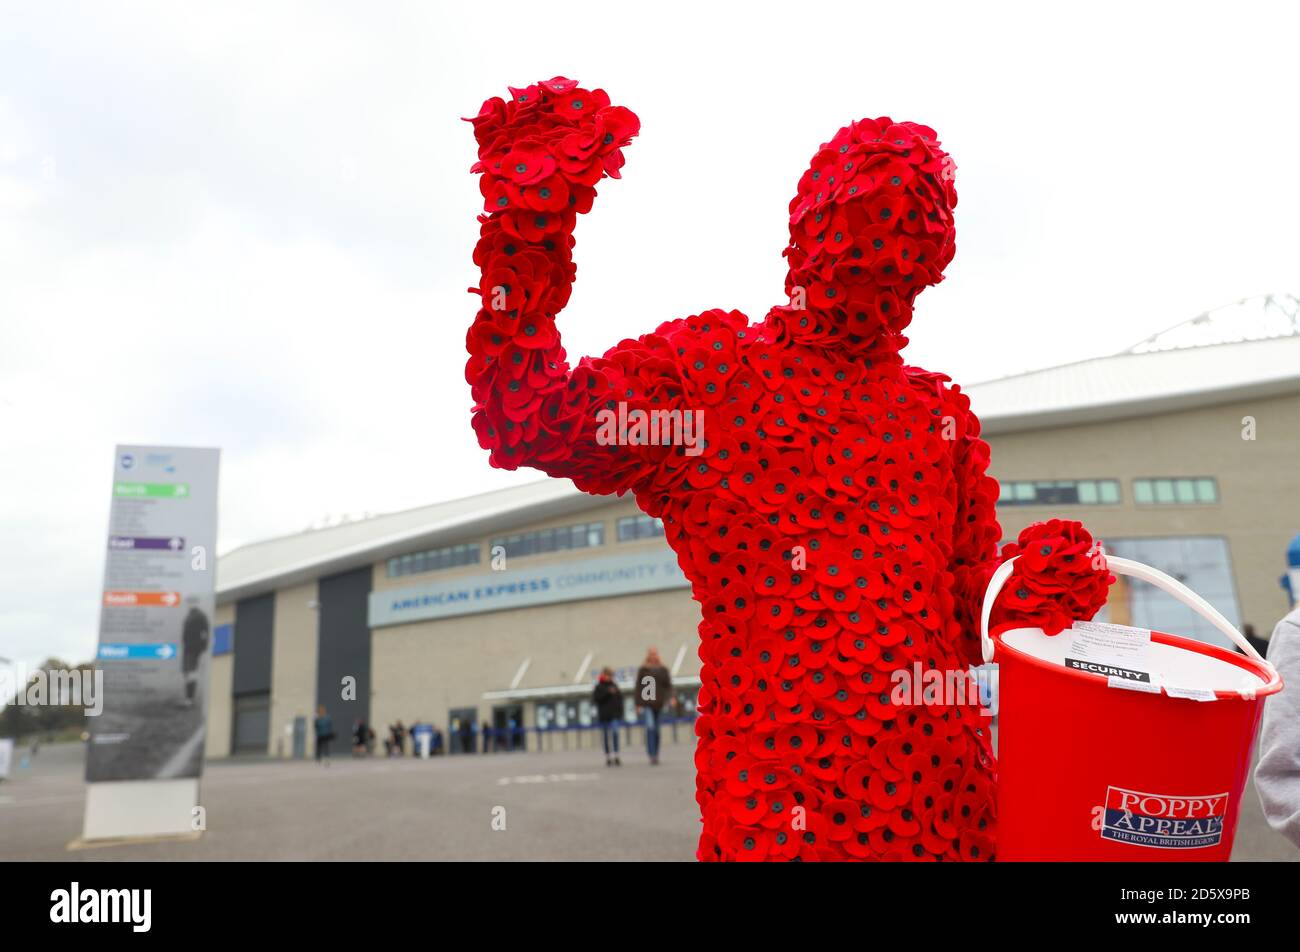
[463,77,1113,861]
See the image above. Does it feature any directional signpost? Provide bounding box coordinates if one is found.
[82,445,220,843]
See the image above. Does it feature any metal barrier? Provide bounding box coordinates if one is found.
[376,714,699,756]
[529,715,697,753]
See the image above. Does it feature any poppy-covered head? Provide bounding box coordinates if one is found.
[771,117,958,353]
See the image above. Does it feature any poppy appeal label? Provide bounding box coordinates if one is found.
[1101,786,1228,849]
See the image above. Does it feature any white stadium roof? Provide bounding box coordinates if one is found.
[973,294,1300,434]
[216,294,1300,602]
[217,479,595,603]
[1126,293,1300,353]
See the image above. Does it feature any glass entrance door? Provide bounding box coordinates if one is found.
[492,704,524,751]
[448,707,477,755]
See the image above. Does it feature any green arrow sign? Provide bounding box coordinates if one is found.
[113,482,191,498]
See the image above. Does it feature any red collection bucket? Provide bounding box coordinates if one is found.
[981,556,1283,861]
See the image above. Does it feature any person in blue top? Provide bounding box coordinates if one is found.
[313,705,334,765]
[411,720,435,757]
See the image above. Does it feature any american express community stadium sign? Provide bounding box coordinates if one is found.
[368,550,689,627]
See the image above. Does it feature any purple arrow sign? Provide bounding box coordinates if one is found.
[108,535,186,552]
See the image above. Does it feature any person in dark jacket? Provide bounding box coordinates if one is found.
[593,667,623,766]
[1242,623,1270,658]
[314,705,334,765]
[635,647,673,765]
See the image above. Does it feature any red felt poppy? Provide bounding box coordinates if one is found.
[500,148,555,186]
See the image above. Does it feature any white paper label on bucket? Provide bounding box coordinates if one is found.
[1106,675,1161,694]
[1065,621,1152,684]
[1164,685,1218,702]
[1068,621,1152,658]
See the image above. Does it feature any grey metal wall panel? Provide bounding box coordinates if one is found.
[232,593,274,696]
[316,566,372,731]
[232,692,270,754]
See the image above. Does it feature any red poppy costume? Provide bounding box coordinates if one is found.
[464,77,1113,861]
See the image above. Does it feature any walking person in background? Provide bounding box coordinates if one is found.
[314,705,334,766]
[636,648,673,766]
[388,720,407,757]
[593,667,623,767]
[481,718,494,754]
[1242,623,1270,658]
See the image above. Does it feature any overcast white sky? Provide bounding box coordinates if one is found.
[1,1,1297,672]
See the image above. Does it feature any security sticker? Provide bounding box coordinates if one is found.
[1065,621,1153,685]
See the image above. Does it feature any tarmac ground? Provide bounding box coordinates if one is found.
[1,739,1296,861]
[0,740,698,861]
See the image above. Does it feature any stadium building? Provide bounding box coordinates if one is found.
[205,296,1300,760]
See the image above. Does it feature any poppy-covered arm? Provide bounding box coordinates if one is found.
[465,78,683,495]
[946,397,1112,667]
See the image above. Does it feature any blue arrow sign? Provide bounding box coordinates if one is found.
[97,643,178,661]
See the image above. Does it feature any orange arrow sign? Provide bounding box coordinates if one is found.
[103,591,182,607]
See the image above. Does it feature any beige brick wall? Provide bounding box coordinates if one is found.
[267,580,319,757]
[370,498,701,743]
[203,603,235,760]
[986,391,1300,635]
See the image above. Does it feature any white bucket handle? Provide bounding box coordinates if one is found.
[980,554,1281,693]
